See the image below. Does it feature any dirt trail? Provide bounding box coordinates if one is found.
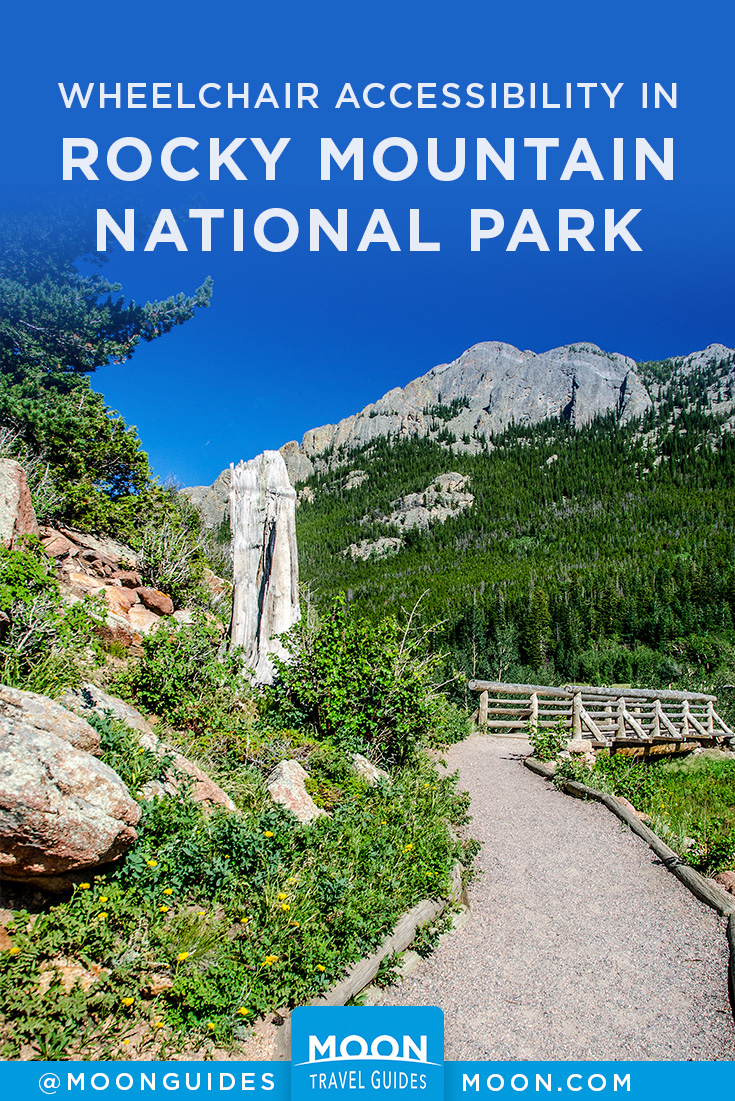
[378,735,735,1060]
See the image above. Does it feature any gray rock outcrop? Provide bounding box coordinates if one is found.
[61,683,237,812]
[229,451,300,684]
[0,459,39,548]
[182,341,735,530]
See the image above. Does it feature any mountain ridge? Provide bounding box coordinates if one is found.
[182,339,734,527]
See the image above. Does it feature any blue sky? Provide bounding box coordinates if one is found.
[2,0,733,486]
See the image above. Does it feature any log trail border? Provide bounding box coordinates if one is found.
[271,861,468,1059]
[524,756,735,1015]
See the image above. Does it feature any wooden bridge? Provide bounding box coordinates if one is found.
[468,679,735,747]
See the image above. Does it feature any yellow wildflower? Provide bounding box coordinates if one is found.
[240,917,250,924]
[123,1039,131,1045]
[278,892,287,900]
[316,964,326,972]
[163,888,173,896]
[177,951,189,962]
[159,905,169,914]
[153,1020,164,1029]
[121,997,134,1007]
[281,903,290,911]
[98,912,109,921]
[196,911,206,917]
[207,1022,215,1031]
[98,896,109,904]
[286,877,297,885]
[403,843,414,853]
[263,831,274,838]
[237,1007,250,1016]
[79,883,91,890]
[8,946,20,957]
[263,954,279,966]
[146,859,158,868]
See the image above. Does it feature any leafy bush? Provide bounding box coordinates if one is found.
[271,596,446,766]
[529,717,569,761]
[0,540,102,693]
[124,615,247,731]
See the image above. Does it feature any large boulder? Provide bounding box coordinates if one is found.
[229,451,300,684]
[0,719,140,881]
[266,759,326,824]
[0,460,39,548]
[0,684,101,755]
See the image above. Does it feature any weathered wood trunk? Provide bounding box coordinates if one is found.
[229,451,300,684]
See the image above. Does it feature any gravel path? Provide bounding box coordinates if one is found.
[378,736,735,1060]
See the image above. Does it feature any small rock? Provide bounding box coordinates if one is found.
[136,587,175,616]
[173,609,194,626]
[714,871,735,895]
[42,533,76,559]
[266,759,327,824]
[65,570,106,597]
[94,612,142,649]
[352,753,390,786]
[128,604,166,636]
[147,750,237,813]
[112,570,143,588]
[615,795,650,822]
[103,586,137,617]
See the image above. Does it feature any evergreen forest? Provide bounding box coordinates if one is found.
[295,351,735,710]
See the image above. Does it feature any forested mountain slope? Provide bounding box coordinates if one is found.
[295,347,735,701]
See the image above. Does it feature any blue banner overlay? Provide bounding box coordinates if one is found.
[1,1004,734,1101]
[0,1058,734,1099]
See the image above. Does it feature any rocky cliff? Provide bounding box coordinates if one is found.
[183,339,734,525]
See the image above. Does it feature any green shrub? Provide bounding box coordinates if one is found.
[529,717,569,761]
[125,615,247,730]
[271,596,445,766]
[0,539,102,694]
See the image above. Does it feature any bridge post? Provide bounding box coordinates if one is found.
[652,699,661,738]
[530,691,539,733]
[682,699,690,740]
[478,690,489,727]
[572,692,582,739]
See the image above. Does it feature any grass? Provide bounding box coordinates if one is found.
[556,750,735,876]
[0,715,475,1060]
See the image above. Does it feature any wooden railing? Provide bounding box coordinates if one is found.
[467,680,735,746]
